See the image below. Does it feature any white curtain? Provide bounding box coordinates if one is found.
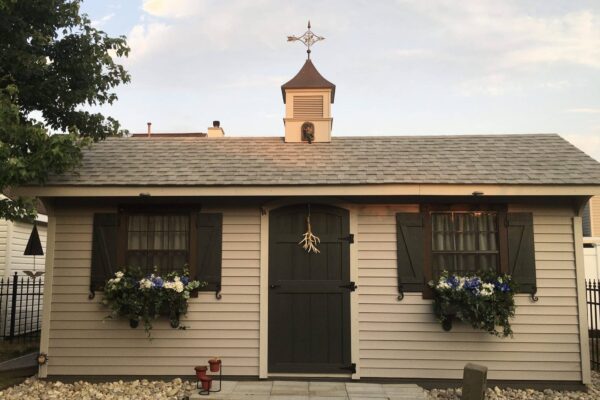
[127,215,189,272]
[432,212,498,277]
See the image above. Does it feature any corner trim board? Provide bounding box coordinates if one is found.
[39,204,56,378]
[573,216,591,384]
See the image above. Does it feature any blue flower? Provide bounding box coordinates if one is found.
[152,276,164,289]
[447,275,460,289]
[181,276,189,285]
[464,277,481,292]
[493,281,511,293]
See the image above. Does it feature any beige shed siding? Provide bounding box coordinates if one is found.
[9,221,47,276]
[47,207,260,376]
[357,204,582,381]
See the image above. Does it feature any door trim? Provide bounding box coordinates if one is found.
[259,202,360,379]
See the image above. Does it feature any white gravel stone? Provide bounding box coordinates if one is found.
[424,371,600,400]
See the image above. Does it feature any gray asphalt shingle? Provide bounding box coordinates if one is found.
[45,134,600,186]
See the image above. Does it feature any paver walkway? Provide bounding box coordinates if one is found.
[189,380,427,399]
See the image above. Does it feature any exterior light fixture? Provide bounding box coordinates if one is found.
[139,193,151,197]
[37,353,48,365]
[472,191,484,196]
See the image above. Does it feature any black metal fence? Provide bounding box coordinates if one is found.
[0,272,44,342]
[587,279,600,371]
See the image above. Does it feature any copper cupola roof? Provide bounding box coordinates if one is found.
[281,59,336,103]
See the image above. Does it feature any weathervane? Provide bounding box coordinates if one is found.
[287,21,325,59]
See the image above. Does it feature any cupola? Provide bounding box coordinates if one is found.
[282,22,335,143]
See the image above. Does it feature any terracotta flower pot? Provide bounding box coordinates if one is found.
[194,366,207,380]
[208,358,221,372]
[200,376,212,391]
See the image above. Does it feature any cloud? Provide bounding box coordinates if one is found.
[567,108,600,114]
[91,13,115,28]
[126,22,171,62]
[392,49,435,58]
[222,74,289,89]
[456,73,522,96]
[142,0,205,19]
[403,1,600,69]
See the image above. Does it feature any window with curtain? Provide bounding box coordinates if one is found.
[431,211,500,279]
[126,214,190,275]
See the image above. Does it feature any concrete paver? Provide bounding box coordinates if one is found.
[189,380,426,400]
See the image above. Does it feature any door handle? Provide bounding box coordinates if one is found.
[339,281,358,291]
[269,284,281,289]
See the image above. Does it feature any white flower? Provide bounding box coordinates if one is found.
[164,281,176,290]
[480,283,494,297]
[437,281,451,290]
[115,271,124,279]
[174,281,184,293]
[140,278,153,289]
[458,278,466,290]
[114,277,121,283]
[174,276,181,282]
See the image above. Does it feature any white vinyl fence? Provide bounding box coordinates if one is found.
[585,238,600,280]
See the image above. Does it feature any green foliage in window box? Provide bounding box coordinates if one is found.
[102,266,205,338]
[429,271,516,338]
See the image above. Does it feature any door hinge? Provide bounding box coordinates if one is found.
[339,281,358,291]
[340,363,356,374]
[340,234,354,243]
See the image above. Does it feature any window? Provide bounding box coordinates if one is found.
[430,211,500,279]
[425,206,508,284]
[125,214,190,275]
[91,210,223,295]
[395,207,537,298]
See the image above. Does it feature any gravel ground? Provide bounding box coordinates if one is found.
[0,373,598,399]
[426,371,600,400]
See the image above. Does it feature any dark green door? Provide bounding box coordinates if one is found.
[268,204,352,373]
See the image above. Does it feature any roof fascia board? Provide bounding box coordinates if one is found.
[11,184,600,198]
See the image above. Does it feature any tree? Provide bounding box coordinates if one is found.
[0,0,130,220]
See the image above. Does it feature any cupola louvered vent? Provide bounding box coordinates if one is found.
[293,96,323,118]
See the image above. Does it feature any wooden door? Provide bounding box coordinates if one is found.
[268,204,352,373]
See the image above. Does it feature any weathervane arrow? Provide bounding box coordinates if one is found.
[287,20,325,59]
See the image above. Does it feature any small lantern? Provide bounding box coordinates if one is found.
[23,224,44,279]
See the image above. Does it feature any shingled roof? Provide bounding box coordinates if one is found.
[44,134,600,187]
[281,59,336,103]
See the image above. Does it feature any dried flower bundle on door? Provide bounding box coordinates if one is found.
[299,214,321,254]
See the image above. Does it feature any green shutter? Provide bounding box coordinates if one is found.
[396,213,425,292]
[507,212,537,294]
[90,213,119,294]
[196,213,223,293]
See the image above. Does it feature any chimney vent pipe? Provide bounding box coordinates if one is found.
[147,122,152,137]
[213,120,220,128]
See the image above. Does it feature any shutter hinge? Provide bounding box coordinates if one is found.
[340,234,354,243]
[339,281,358,291]
[340,363,356,374]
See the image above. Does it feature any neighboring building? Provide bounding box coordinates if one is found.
[0,196,47,278]
[583,196,600,237]
[583,197,600,280]
[14,55,600,388]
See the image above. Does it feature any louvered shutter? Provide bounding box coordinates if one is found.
[507,212,537,294]
[396,213,425,292]
[90,213,119,292]
[196,213,223,292]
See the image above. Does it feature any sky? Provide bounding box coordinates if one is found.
[81,0,600,161]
